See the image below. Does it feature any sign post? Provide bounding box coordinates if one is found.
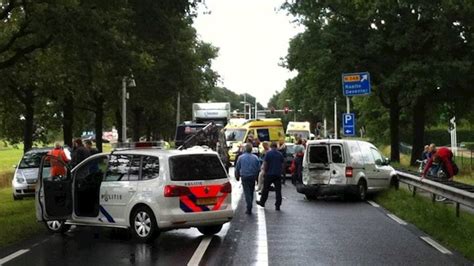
[342,113,355,137]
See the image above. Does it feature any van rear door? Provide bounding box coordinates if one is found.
[329,144,346,184]
[304,144,331,185]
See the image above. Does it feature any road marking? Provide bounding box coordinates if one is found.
[421,236,452,255]
[256,201,268,266]
[387,213,407,225]
[187,236,213,266]
[187,175,242,266]
[0,249,29,265]
[367,200,380,207]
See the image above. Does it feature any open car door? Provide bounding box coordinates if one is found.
[36,155,72,221]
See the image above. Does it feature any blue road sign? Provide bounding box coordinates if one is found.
[342,113,355,136]
[342,72,371,96]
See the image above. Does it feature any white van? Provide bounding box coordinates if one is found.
[297,139,398,200]
[36,146,233,242]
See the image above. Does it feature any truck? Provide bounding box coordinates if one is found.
[192,102,231,126]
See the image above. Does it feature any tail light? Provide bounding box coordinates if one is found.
[220,182,232,193]
[345,166,353,178]
[164,185,191,197]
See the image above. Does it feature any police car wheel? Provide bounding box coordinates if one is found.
[45,220,71,234]
[197,224,223,236]
[131,207,159,242]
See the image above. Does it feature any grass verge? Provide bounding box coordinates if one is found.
[0,187,44,247]
[375,188,474,260]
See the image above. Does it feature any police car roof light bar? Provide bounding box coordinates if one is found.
[112,141,165,151]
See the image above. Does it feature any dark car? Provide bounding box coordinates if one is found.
[284,143,295,176]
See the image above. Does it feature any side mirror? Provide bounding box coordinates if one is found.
[384,158,390,165]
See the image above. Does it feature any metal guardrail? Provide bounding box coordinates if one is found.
[396,170,474,217]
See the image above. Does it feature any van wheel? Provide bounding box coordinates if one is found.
[390,176,399,190]
[130,206,159,243]
[356,180,367,201]
[45,220,71,234]
[305,194,317,201]
[197,224,223,236]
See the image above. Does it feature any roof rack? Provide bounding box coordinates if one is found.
[112,141,166,151]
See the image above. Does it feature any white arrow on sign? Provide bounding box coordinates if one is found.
[345,129,352,134]
[360,74,368,82]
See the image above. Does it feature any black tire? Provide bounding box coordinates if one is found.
[130,206,159,243]
[390,176,399,190]
[44,220,71,234]
[356,180,367,201]
[197,224,223,236]
[13,194,23,200]
[305,194,317,201]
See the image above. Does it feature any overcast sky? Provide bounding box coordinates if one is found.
[193,0,303,106]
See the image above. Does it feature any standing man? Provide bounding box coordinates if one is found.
[71,138,90,168]
[256,142,285,211]
[235,143,261,215]
[47,142,70,177]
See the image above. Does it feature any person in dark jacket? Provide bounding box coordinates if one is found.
[71,138,90,168]
[256,142,285,211]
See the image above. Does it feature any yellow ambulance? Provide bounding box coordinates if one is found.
[224,119,285,162]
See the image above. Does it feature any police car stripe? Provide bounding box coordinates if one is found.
[99,205,115,223]
[212,193,228,211]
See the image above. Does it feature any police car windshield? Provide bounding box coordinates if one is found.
[19,152,47,169]
[225,129,246,142]
[169,154,227,181]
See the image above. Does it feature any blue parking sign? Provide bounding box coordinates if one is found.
[342,72,371,96]
[342,113,355,136]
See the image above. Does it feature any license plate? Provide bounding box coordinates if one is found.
[196,197,217,205]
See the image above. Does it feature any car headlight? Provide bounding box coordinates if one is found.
[15,173,26,184]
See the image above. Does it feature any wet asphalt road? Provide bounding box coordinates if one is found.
[1,171,472,265]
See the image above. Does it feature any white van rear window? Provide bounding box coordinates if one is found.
[309,146,329,164]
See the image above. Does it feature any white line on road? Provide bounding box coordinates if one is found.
[0,249,29,265]
[387,213,407,225]
[256,201,268,266]
[421,236,452,255]
[367,200,380,208]
[187,236,213,266]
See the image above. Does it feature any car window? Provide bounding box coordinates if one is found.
[308,145,328,164]
[331,145,344,163]
[370,148,384,165]
[19,151,48,169]
[256,128,270,141]
[225,129,246,142]
[142,156,160,180]
[74,155,107,181]
[169,154,227,181]
[104,154,132,181]
[128,156,141,181]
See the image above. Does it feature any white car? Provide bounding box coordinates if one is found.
[296,139,398,200]
[36,147,233,242]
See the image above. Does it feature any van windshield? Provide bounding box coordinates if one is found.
[225,129,246,142]
[309,146,329,164]
[169,154,227,181]
[19,152,48,169]
[288,130,310,140]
